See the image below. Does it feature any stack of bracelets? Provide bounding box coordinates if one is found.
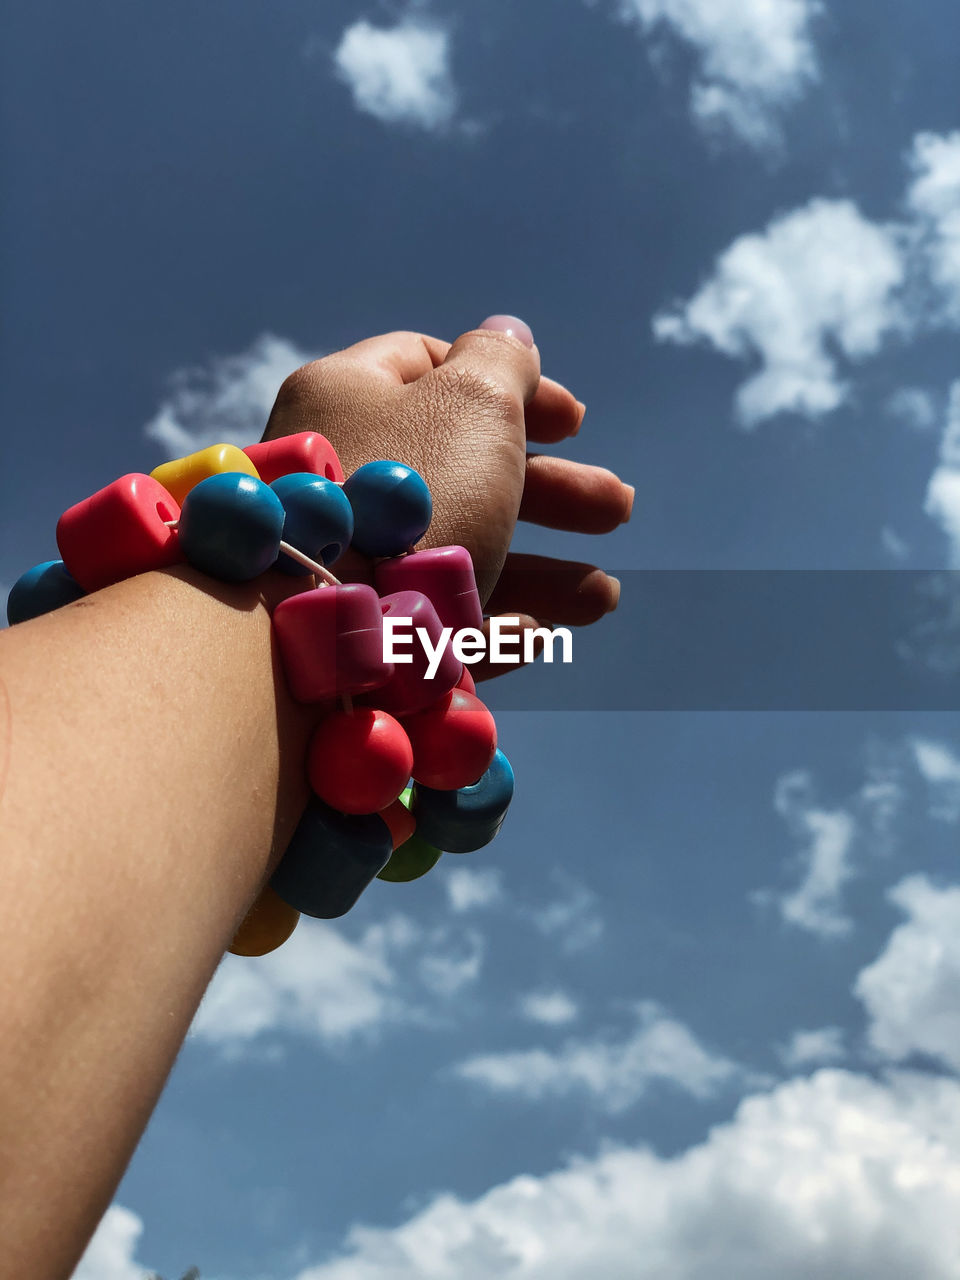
[4,431,514,958]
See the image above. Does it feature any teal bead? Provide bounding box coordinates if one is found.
[343,460,432,557]
[6,561,85,625]
[270,800,393,918]
[270,472,354,574]
[178,473,285,582]
[411,749,514,853]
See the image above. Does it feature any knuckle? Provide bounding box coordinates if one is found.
[431,364,518,420]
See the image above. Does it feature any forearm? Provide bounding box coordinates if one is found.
[0,567,314,1279]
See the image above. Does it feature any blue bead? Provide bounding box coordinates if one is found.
[270,800,393,918]
[6,561,85,625]
[270,472,354,574]
[342,461,432,557]
[178,473,284,582]
[411,749,514,853]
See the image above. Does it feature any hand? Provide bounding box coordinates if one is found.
[262,322,632,671]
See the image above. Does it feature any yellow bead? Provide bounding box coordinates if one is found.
[228,884,300,957]
[150,444,260,506]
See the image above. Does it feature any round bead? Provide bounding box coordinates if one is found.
[403,688,497,790]
[243,432,344,485]
[456,665,477,696]
[411,748,514,853]
[307,709,413,815]
[375,545,483,633]
[272,583,393,703]
[378,795,417,849]
[228,884,300,957]
[377,834,443,883]
[178,473,284,582]
[270,801,392,919]
[270,473,354,574]
[57,474,183,592]
[343,461,432,557]
[6,561,85,625]
[371,589,462,717]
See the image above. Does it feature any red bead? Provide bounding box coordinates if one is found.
[272,583,393,704]
[243,432,344,485]
[56,474,183,592]
[308,709,413,814]
[402,688,497,790]
[379,796,417,849]
[375,545,483,633]
[456,666,477,696]
[371,590,462,717]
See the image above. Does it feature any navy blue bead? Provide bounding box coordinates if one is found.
[411,749,514,853]
[270,472,354,574]
[342,461,432,557]
[6,561,85,626]
[178,473,284,582]
[270,800,393,918]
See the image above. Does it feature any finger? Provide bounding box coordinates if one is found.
[437,326,542,413]
[520,454,634,533]
[470,613,543,684]
[485,553,621,624]
[331,331,451,385]
[524,377,585,443]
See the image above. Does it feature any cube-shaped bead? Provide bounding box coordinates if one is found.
[270,800,393,919]
[244,432,344,485]
[411,748,514,853]
[375,545,483,633]
[56,474,183,592]
[150,443,260,506]
[272,583,393,703]
[371,590,462,717]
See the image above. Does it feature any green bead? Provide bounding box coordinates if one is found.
[377,834,442,883]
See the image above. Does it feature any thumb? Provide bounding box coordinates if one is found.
[439,316,542,413]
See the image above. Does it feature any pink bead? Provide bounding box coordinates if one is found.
[370,590,462,717]
[272,583,393,704]
[243,432,344,485]
[56,474,183,592]
[456,665,477,696]
[375,545,483,633]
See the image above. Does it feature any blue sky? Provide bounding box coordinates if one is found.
[6,1,960,1276]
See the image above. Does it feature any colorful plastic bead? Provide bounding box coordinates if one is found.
[456,665,478,696]
[150,443,260,506]
[403,688,497,790]
[378,795,417,849]
[6,561,85,625]
[272,583,393,703]
[307,708,413,815]
[375,545,483,633]
[228,884,300,957]
[270,800,392,918]
[377,833,443,882]
[243,432,344,485]
[372,589,462,717]
[411,748,514,853]
[178,473,285,582]
[56,474,183,592]
[343,461,432,557]
[270,473,353,574]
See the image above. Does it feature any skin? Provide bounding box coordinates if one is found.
[0,327,631,1279]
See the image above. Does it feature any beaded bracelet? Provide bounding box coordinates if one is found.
[5,432,514,958]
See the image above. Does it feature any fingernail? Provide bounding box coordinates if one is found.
[606,575,621,612]
[479,315,534,349]
[571,401,586,436]
[622,486,635,522]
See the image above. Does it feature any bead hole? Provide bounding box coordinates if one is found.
[324,463,337,480]
[321,543,340,565]
[156,501,175,522]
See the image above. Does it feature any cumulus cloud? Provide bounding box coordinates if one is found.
[518,989,579,1027]
[445,868,503,913]
[777,1025,846,1069]
[333,19,456,131]
[654,199,907,427]
[885,386,938,431]
[143,333,312,457]
[910,736,960,821]
[616,0,821,149]
[71,1205,152,1280]
[528,873,604,953]
[923,382,960,564]
[906,132,960,325]
[293,1070,960,1280]
[855,874,960,1073]
[453,1002,743,1111]
[753,770,857,938]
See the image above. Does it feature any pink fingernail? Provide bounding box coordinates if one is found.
[479,315,534,349]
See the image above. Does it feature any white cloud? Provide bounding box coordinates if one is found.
[911,737,960,821]
[518,990,579,1027]
[445,868,503,913]
[529,874,604,953]
[616,0,821,149]
[654,199,907,427]
[333,19,456,131]
[885,387,938,431]
[71,1205,151,1280]
[143,333,312,458]
[418,926,485,997]
[906,132,960,325]
[855,874,960,1073]
[777,1025,846,1069]
[453,1002,741,1111]
[924,382,960,564]
[293,1070,960,1280]
[754,771,857,938]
